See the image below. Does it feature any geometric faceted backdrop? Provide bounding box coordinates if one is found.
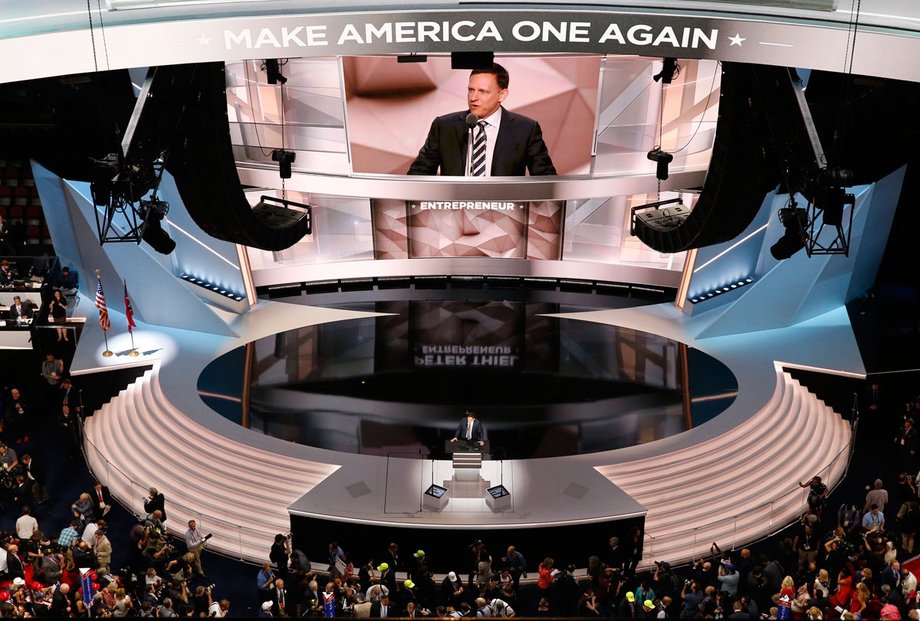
[371,200,563,259]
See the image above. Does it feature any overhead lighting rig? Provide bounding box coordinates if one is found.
[772,69,856,259]
[629,196,692,235]
[252,195,312,233]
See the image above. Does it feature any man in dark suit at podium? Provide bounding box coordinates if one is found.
[451,411,486,451]
[407,63,556,177]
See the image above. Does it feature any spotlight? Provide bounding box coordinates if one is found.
[265,59,287,85]
[138,199,176,255]
[769,206,808,260]
[271,149,296,179]
[647,147,674,181]
[653,57,679,83]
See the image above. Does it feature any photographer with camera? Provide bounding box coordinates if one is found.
[142,529,174,574]
[679,579,703,619]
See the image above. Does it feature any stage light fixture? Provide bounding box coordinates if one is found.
[647,147,674,180]
[138,199,176,255]
[653,57,679,83]
[252,195,313,234]
[179,273,245,301]
[769,206,808,260]
[265,59,287,85]
[271,149,296,179]
[689,277,755,304]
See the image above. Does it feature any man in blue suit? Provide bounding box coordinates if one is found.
[408,64,556,177]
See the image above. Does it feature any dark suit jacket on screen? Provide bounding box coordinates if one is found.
[407,107,556,176]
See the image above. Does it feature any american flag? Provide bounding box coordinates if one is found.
[124,281,136,333]
[95,275,110,332]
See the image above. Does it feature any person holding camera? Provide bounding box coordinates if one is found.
[679,580,703,619]
[185,519,211,577]
[144,487,168,522]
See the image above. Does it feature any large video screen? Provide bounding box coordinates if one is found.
[342,56,600,176]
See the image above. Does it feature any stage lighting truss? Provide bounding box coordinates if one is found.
[91,151,169,248]
[803,178,855,257]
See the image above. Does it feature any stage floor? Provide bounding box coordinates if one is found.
[199,297,737,459]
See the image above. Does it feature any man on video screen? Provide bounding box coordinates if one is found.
[407,63,556,177]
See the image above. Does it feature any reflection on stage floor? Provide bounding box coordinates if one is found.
[199,298,737,459]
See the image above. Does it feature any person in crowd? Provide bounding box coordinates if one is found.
[41,352,64,386]
[71,491,94,524]
[895,417,919,468]
[867,478,890,512]
[185,519,208,576]
[92,525,112,576]
[258,562,277,602]
[270,532,291,580]
[7,387,30,446]
[0,260,14,286]
[799,476,829,519]
[56,266,78,297]
[8,295,32,322]
[48,289,68,341]
[144,486,167,522]
[502,545,527,590]
[270,577,289,617]
[863,503,886,533]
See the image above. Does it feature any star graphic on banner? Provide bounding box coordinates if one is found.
[197,35,212,47]
[728,33,746,46]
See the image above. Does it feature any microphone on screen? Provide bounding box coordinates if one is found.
[466,113,480,127]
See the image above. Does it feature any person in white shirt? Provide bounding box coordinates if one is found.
[866,479,889,512]
[15,506,38,540]
[208,598,230,618]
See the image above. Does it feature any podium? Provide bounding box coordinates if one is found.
[447,440,488,481]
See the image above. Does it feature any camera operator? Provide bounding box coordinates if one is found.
[679,580,703,619]
[142,529,174,574]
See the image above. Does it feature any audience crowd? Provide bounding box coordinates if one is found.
[0,366,911,618]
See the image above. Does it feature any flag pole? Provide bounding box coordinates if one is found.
[124,279,139,357]
[101,327,112,358]
[96,269,113,358]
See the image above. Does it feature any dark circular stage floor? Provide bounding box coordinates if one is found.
[199,297,737,459]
